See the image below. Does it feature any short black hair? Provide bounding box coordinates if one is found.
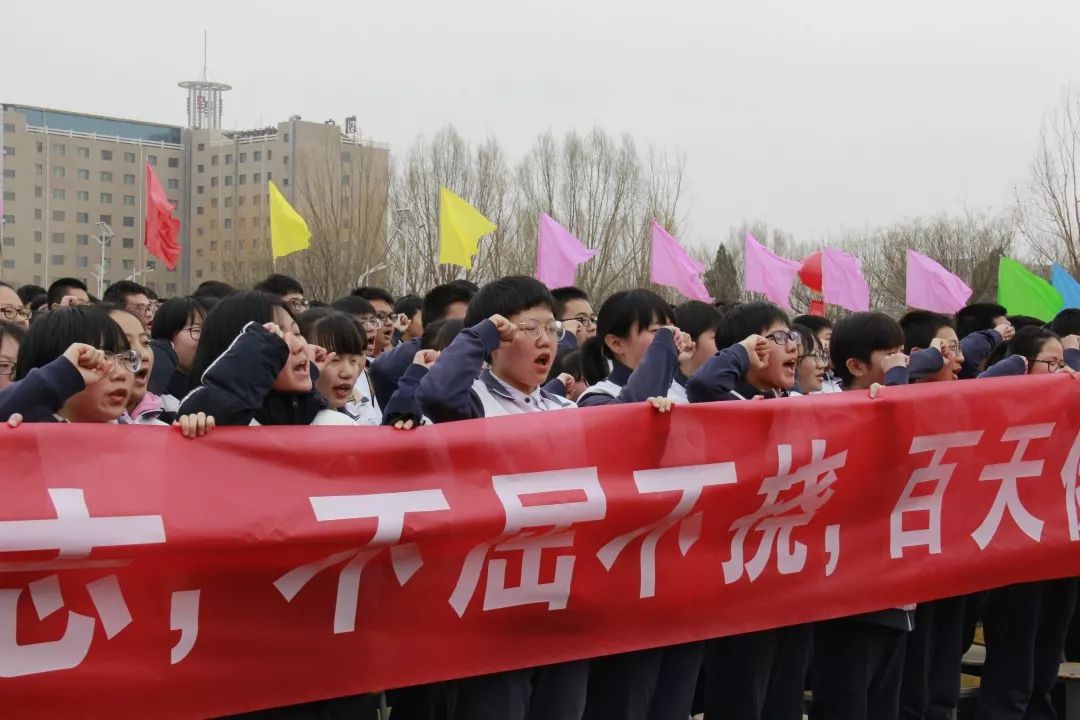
[189,292,293,384]
[103,280,149,306]
[47,277,89,307]
[714,301,790,350]
[790,323,823,358]
[0,321,26,362]
[830,312,905,387]
[351,286,394,306]
[331,295,375,317]
[1008,315,1046,331]
[899,310,956,354]
[144,286,159,301]
[450,279,480,294]
[956,303,1007,338]
[552,348,584,382]
[15,306,129,380]
[194,280,236,301]
[675,301,722,342]
[254,273,304,298]
[298,309,367,356]
[151,296,212,342]
[464,276,554,328]
[17,284,46,305]
[793,315,833,336]
[28,294,48,313]
[432,319,464,351]
[422,282,475,327]
[1049,308,1080,337]
[582,289,674,370]
[551,287,590,318]
[985,325,1061,369]
[394,294,423,320]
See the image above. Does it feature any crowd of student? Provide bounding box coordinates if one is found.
[0,270,1078,720]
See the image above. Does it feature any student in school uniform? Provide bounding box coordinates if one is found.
[811,312,916,720]
[0,281,31,330]
[972,326,1080,720]
[351,286,398,357]
[895,311,968,720]
[674,300,722,383]
[793,314,841,392]
[331,295,385,424]
[415,275,584,720]
[684,301,811,720]
[789,322,829,395]
[955,303,1015,379]
[298,308,371,421]
[104,304,164,425]
[576,289,693,407]
[148,296,213,414]
[552,286,597,351]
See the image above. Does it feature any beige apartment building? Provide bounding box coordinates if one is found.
[0,104,389,297]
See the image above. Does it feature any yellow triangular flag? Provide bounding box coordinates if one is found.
[269,181,311,259]
[439,187,496,269]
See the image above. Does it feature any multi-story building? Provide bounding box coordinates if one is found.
[0,100,389,297]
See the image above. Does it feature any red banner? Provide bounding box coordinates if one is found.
[3,376,1080,718]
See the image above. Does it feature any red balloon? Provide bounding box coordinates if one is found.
[799,251,823,293]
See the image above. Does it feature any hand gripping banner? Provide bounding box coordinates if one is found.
[2,375,1080,717]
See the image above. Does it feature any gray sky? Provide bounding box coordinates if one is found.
[5,0,1078,248]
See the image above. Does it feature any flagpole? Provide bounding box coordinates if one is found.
[138,147,144,277]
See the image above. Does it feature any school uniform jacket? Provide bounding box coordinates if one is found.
[178,322,331,426]
[370,337,421,410]
[959,329,1003,379]
[578,327,683,406]
[416,319,575,422]
[978,347,1080,379]
[0,355,86,422]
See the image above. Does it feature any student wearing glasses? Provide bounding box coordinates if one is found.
[577,289,693,407]
[979,325,1080,378]
[552,286,597,350]
[253,273,309,316]
[351,286,398,357]
[148,296,213,411]
[0,321,26,392]
[789,322,829,395]
[0,281,31,330]
[1,306,139,424]
[103,280,154,330]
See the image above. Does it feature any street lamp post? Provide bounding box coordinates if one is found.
[91,222,115,298]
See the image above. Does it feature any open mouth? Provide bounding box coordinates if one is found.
[292,359,310,378]
[534,352,552,371]
[332,382,353,399]
[106,387,128,405]
[133,367,149,386]
[783,359,797,373]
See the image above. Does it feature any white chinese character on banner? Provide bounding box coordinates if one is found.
[1060,432,1080,542]
[449,468,606,617]
[890,431,983,558]
[275,489,450,634]
[972,424,1054,550]
[723,440,846,584]
[597,463,737,598]
[0,488,175,676]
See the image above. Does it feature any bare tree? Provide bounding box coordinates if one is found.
[1016,86,1080,275]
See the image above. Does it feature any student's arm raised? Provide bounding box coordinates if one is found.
[0,343,107,423]
[383,349,438,428]
[978,354,1027,379]
[178,322,289,426]
[959,325,1009,379]
[579,327,679,407]
[685,335,767,403]
[416,318,508,422]
[369,337,421,409]
[908,342,945,381]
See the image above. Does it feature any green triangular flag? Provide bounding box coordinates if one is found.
[998,257,1064,322]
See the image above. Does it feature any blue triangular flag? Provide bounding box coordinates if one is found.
[1051,263,1080,309]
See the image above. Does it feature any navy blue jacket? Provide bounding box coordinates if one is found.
[686,343,754,402]
[381,363,427,425]
[979,347,1080,379]
[178,322,327,426]
[148,339,192,399]
[416,320,500,422]
[960,330,1003,379]
[370,337,420,410]
[907,347,944,381]
[578,328,678,407]
[0,356,85,422]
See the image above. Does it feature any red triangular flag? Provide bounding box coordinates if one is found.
[145,164,181,270]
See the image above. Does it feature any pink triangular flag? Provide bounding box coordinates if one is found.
[905,249,972,313]
[650,221,714,302]
[822,247,870,312]
[535,213,597,289]
[743,232,801,310]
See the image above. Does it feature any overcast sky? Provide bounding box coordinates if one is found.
[5,0,1078,248]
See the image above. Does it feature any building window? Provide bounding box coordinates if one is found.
[101,150,113,161]
[77,212,89,223]
[1,146,13,158]
[2,236,13,246]
[225,176,233,187]
[168,157,179,168]
[122,259,134,270]
[254,151,262,161]
[167,178,179,190]
[33,252,42,264]
[77,234,89,245]
[77,190,89,202]
[51,143,66,156]
[78,147,89,159]
[239,152,247,163]
[1,259,13,270]
[253,195,261,206]
[34,186,42,198]
[100,193,112,204]
[2,123,13,133]
[210,220,218,230]
[266,172,272,181]
[225,154,233,164]
[198,143,205,152]
[122,237,134,249]
[147,154,158,166]
[52,189,65,200]
[124,152,136,163]
[196,269,204,279]
[283,178,290,187]
[76,256,88,268]
[34,233,41,244]
[34,209,42,220]
[197,186,204,195]
[196,206,204,216]
[267,150,273,160]
[2,191,12,202]
[124,173,136,185]
[211,156,219,166]
[239,174,246,185]
[100,171,113,182]
[197,228,204,237]
[99,214,111,224]
[238,196,246,207]
[122,216,135,228]
[50,254,64,266]
[210,261,217,272]
[342,174,351,186]
[166,282,177,295]
[283,133,289,143]
[35,164,43,176]
[2,169,13,179]
[52,166,65,178]
[52,232,64,243]
[123,195,135,206]
[147,260,156,270]
[52,210,65,222]
[211,177,218,188]
[211,198,218,209]
[224,197,232,208]
[253,172,261,184]
[283,155,289,166]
